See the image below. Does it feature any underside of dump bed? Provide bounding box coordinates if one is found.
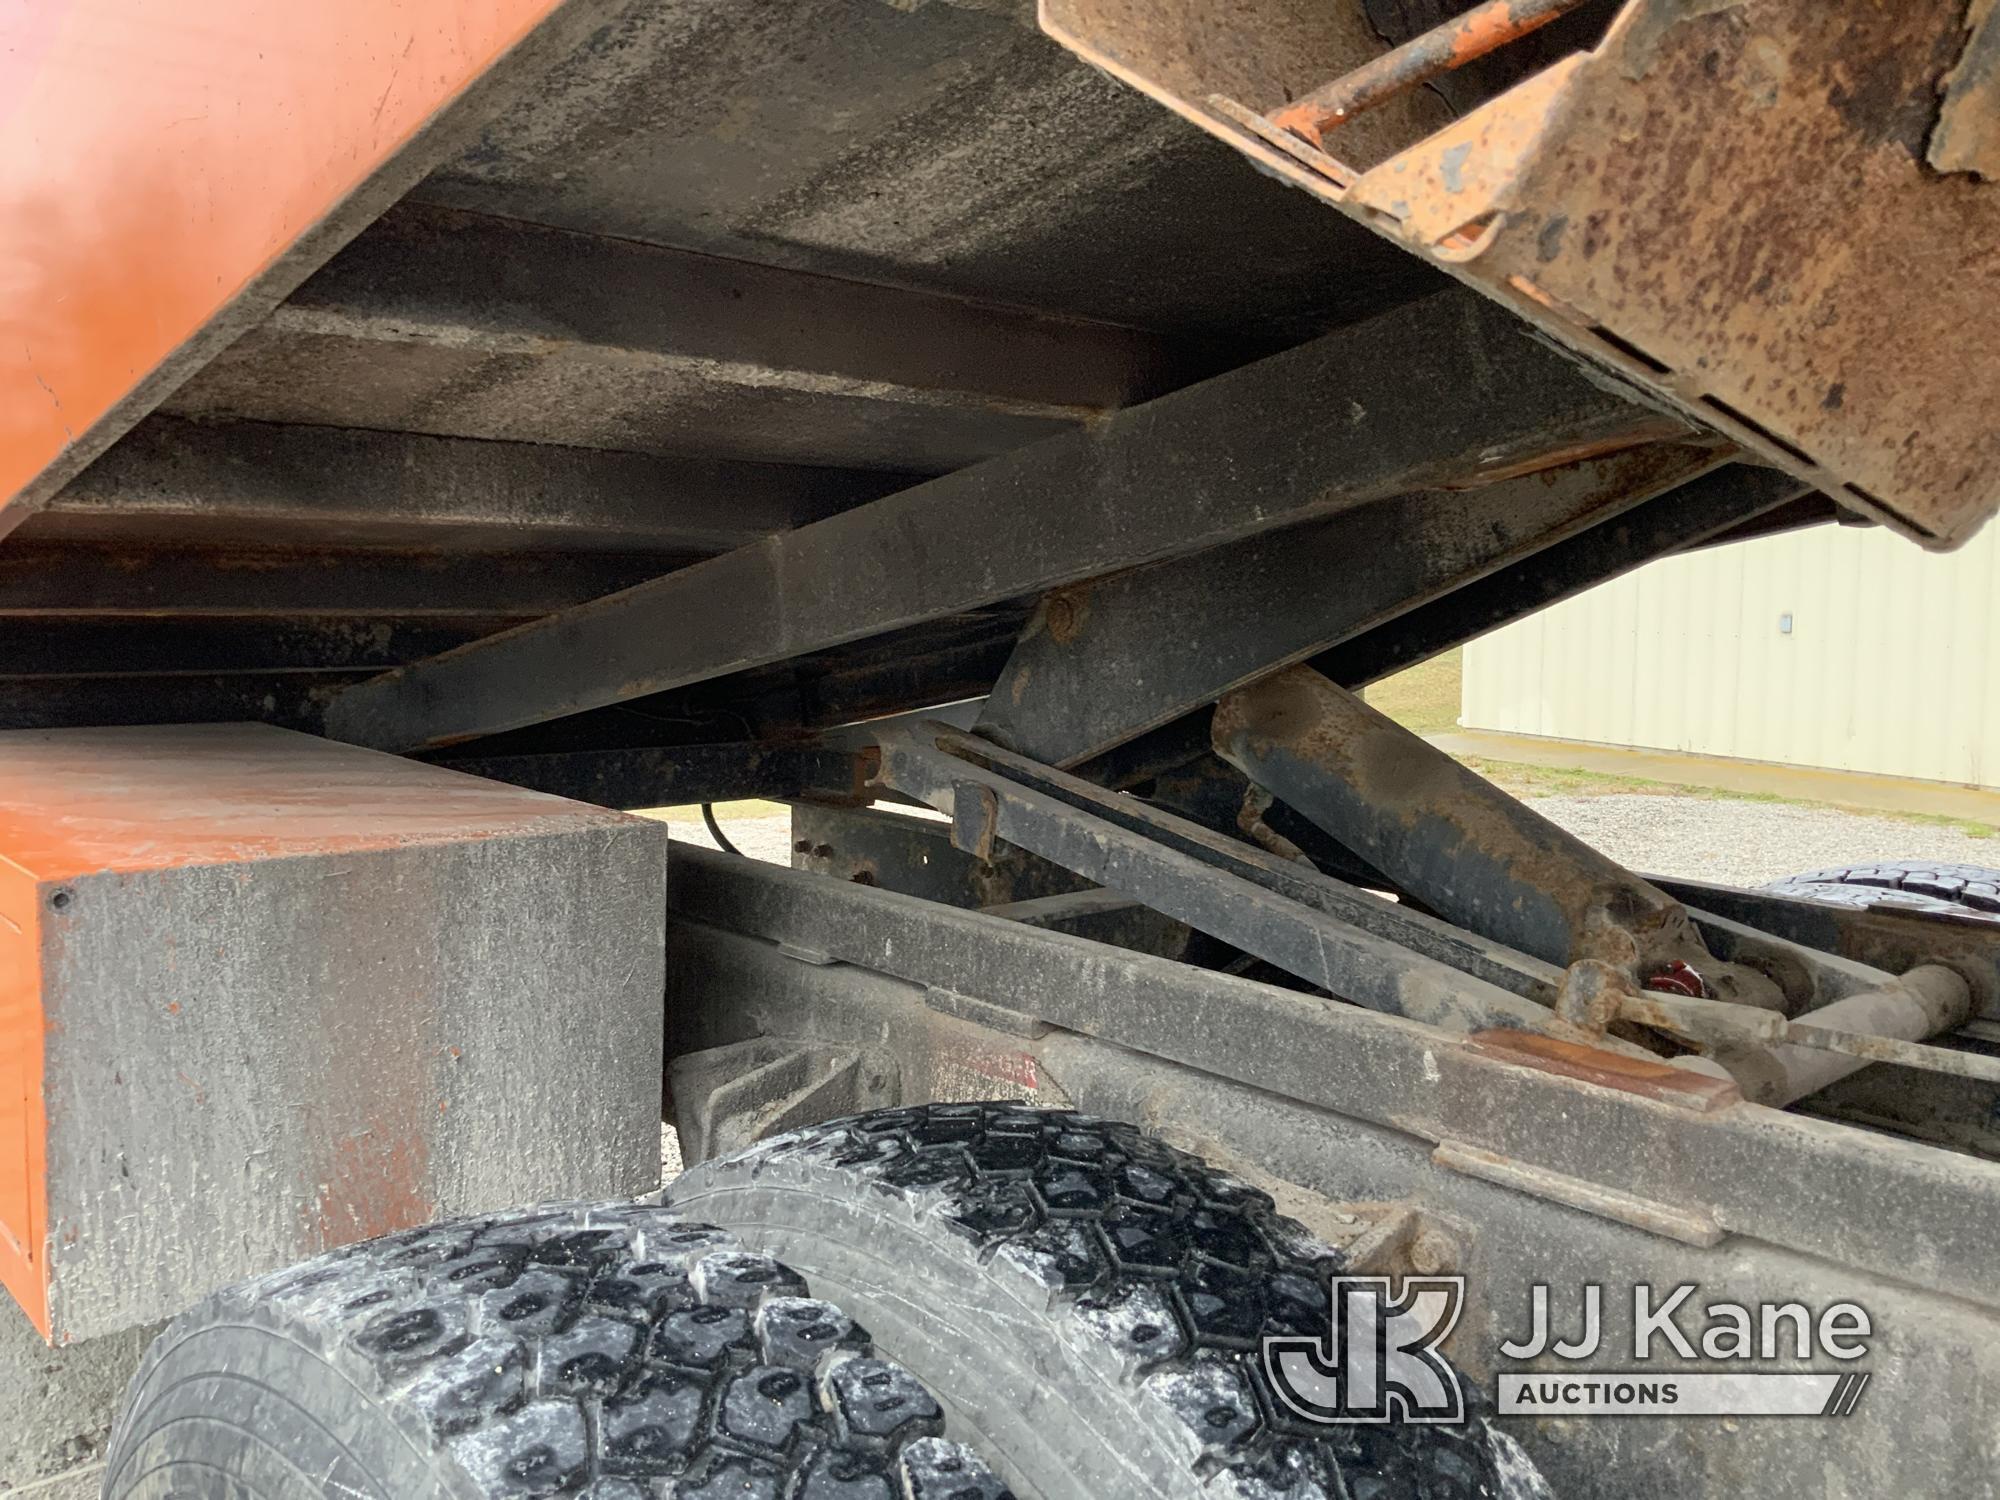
[4,0,1997,778]
[5,0,1959,768]
[1,0,1448,747]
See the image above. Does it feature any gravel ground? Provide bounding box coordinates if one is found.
[1523,793,1998,888]
[653,809,796,864]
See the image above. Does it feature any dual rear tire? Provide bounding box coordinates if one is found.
[106,1106,1549,1500]
[105,1202,1005,1500]
[1764,859,2000,922]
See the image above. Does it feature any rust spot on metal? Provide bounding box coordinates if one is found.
[1214,665,1681,956]
[1553,956,1631,1032]
[314,1129,432,1247]
[1042,589,1086,645]
[1215,666,1788,1019]
[959,1043,1039,1090]
[1618,0,1748,82]
[1270,0,1602,146]
[1448,426,1683,487]
[1931,0,2000,177]
[1049,0,2000,545]
[1469,0,2000,544]
[1828,17,1964,160]
[1469,1029,1743,1112]
[949,781,1001,864]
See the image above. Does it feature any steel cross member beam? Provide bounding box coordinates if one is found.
[429,741,871,810]
[323,288,1684,751]
[977,441,1723,766]
[943,729,1573,1008]
[174,203,1189,475]
[47,416,893,554]
[1315,464,1812,687]
[1073,463,1812,791]
[869,721,1657,1054]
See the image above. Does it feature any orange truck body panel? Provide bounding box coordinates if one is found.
[0,859,47,1333]
[0,724,659,1338]
[0,0,567,536]
[0,744,450,1335]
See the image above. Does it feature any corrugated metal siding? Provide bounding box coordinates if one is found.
[1461,521,2000,788]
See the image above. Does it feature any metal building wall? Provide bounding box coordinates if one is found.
[1459,520,2000,788]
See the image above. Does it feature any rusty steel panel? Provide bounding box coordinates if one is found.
[0,0,580,541]
[1932,0,2000,178]
[1269,0,1601,147]
[0,724,666,1341]
[1043,0,2000,547]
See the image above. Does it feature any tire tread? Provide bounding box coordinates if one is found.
[106,1202,1010,1500]
[1765,859,2000,922]
[673,1103,1549,1500]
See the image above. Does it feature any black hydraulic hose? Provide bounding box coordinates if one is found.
[701,802,743,856]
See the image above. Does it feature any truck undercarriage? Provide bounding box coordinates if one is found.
[2,1,1998,1495]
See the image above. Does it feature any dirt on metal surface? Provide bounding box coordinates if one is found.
[1456,0,1997,544]
[1270,0,1600,146]
[0,722,666,1341]
[1213,665,1704,970]
[1931,0,2000,178]
[1045,0,2000,547]
[0,723,634,875]
[0,0,579,538]
[1038,0,1456,174]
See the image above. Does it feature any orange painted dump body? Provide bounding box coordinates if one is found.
[0,861,46,1332]
[0,0,567,535]
[0,725,637,1336]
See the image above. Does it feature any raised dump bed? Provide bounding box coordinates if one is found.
[1,2,1997,1496]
